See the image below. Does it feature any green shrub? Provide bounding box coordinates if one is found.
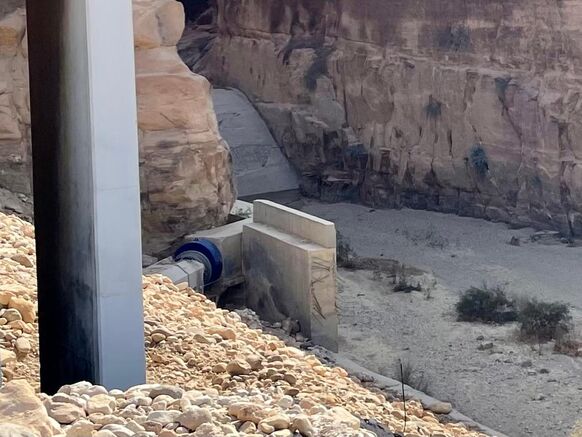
[518,299,571,342]
[456,285,517,323]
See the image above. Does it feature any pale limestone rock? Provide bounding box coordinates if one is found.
[327,407,360,430]
[14,337,31,355]
[259,413,290,431]
[177,406,212,431]
[10,254,32,268]
[93,431,117,437]
[226,359,251,376]
[291,415,315,437]
[0,347,16,365]
[48,403,86,425]
[3,308,21,322]
[428,401,453,415]
[206,326,236,340]
[238,421,256,433]
[86,394,116,416]
[147,409,181,425]
[64,421,94,437]
[8,297,34,323]
[0,380,60,436]
[0,424,39,437]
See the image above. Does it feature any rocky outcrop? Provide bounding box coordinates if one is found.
[0,4,29,197]
[0,380,60,436]
[194,0,582,234]
[0,0,235,254]
[133,0,234,253]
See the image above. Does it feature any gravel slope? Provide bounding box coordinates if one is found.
[0,211,489,437]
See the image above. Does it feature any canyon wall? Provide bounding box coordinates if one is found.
[0,0,235,253]
[195,0,582,234]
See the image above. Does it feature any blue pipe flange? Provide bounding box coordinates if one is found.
[173,238,223,286]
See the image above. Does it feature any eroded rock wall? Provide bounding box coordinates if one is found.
[196,0,582,234]
[0,4,28,197]
[133,0,234,253]
[0,0,235,253]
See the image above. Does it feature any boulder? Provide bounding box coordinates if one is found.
[8,297,35,323]
[0,380,61,436]
[0,424,39,437]
[0,0,235,253]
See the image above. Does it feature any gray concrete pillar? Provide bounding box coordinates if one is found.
[26,0,146,393]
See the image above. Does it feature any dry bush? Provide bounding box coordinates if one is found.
[456,284,517,324]
[517,298,572,342]
[395,360,432,395]
[336,230,356,267]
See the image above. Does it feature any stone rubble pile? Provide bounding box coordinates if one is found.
[0,211,489,437]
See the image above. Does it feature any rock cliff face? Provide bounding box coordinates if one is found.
[194,0,582,234]
[0,0,235,253]
[133,0,234,253]
[0,4,28,197]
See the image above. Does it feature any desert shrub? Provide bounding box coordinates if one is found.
[401,226,449,250]
[518,299,571,342]
[395,361,431,395]
[554,331,582,357]
[336,230,355,267]
[393,276,422,293]
[456,285,517,323]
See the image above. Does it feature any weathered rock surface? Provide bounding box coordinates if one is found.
[0,4,29,197]
[0,0,235,254]
[193,0,582,235]
[134,0,235,253]
[0,211,490,437]
[0,380,60,436]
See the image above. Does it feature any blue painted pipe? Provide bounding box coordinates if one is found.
[173,238,223,286]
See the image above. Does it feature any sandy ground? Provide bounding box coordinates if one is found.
[302,200,582,437]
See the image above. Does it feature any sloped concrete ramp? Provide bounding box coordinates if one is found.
[212,88,299,198]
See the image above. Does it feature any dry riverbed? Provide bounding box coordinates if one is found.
[303,200,582,437]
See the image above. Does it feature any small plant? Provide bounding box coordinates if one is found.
[456,285,517,323]
[517,298,571,342]
[395,360,431,394]
[469,144,489,176]
[232,205,252,219]
[554,331,582,357]
[402,226,449,250]
[336,230,356,267]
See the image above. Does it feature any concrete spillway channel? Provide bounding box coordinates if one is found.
[212,88,299,198]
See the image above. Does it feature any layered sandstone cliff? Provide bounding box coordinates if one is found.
[0,0,235,253]
[194,0,582,234]
[133,0,234,253]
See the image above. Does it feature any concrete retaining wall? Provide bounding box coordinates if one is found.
[243,200,338,351]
